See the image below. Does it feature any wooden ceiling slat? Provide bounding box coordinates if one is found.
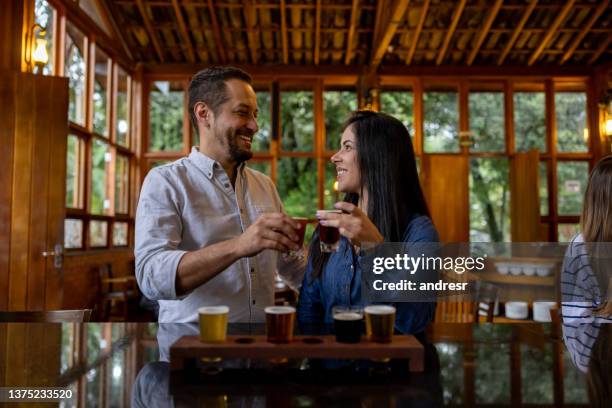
[243,0,258,64]
[280,0,288,64]
[171,0,196,63]
[588,33,612,64]
[135,0,165,62]
[206,0,227,63]
[344,0,359,65]
[466,0,502,66]
[314,0,321,64]
[561,0,608,64]
[436,0,467,66]
[497,0,538,66]
[527,0,576,66]
[370,0,410,69]
[405,0,429,66]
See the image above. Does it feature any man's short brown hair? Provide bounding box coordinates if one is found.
[188,66,253,130]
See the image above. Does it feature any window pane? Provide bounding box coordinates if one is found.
[435,343,464,405]
[424,91,459,152]
[514,92,546,153]
[539,161,549,216]
[470,158,510,242]
[254,91,271,152]
[148,160,170,171]
[248,161,271,176]
[324,160,339,209]
[91,139,110,215]
[556,92,588,152]
[64,219,83,249]
[521,344,553,404]
[563,347,589,403]
[324,90,358,151]
[33,0,55,75]
[61,323,74,372]
[380,91,414,138]
[557,161,589,215]
[90,220,108,247]
[116,67,130,147]
[469,92,505,152]
[277,158,317,217]
[115,155,129,214]
[558,224,581,243]
[66,135,84,209]
[93,47,109,136]
[86,324,102,406]
[149,81,184,151]
[476,344,510,404]
[65,22,87,126]
[112,222,128,246]
[281,91,314,152]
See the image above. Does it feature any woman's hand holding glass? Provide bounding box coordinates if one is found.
[317,202,384,247]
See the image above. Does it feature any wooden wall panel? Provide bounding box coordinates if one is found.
[0,73,15,311]
[1,73,68,311]
[1,323,62,388]
[0,0,24,72]
[420,155,469,242]
[510,150,542,242]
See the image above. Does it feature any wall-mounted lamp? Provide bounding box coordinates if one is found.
[25,23,48,73]
[605,118,612,137]
[598,90,612,140]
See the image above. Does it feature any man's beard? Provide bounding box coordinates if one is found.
[227,130,254,163]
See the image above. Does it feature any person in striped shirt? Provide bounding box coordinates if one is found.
[561,155,612,374]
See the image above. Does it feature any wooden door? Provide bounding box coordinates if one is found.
[420,154,470,242]
[0,72,68,311]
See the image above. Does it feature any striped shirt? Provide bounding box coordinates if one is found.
[561,233,611,373]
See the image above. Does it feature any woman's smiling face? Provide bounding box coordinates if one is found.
[331,126,360,194]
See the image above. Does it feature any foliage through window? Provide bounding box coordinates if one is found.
[149,81,184,151]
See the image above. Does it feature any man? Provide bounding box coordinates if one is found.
[135,67,305,323]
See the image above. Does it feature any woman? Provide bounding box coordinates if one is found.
[561,155,612,374]
[297,110,439,334]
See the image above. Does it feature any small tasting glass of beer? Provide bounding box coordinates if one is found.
[317,210,342,253]
[333,306,363,343]
[284,217,309,260]
[265,306,296,343]
[198,306,229,343]
[364,305,396,343]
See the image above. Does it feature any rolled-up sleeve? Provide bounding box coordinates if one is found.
[135,169,188,301]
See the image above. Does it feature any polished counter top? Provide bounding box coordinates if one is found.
[0,322,595,407]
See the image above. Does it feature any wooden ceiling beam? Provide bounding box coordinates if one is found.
[527,0,575,66]
[97,0,134,61]
[370,0,410,69]
[315,0,321,64]
[243,0,258,64]
[436,0,466,65]
[206,0,227,63]
[405,0,429,66]
[280,0,288,64]
[466,0,502,66]
[171,0,196,63]
[344,0,359,65]
[497,0,537,66]
[588,33,612,64]
[135,0,165,63]
[561,0,608,64]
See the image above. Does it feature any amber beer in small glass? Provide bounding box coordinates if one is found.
[284,217,309,260]
[198,306,229,343]
[364,305,396,343]
[318,210,342,253]
[265,306,296,343]
[333,306,363,343]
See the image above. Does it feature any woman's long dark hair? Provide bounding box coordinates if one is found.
[309,110,430,281]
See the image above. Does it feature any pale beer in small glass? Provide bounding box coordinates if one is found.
[198,306,229,343]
